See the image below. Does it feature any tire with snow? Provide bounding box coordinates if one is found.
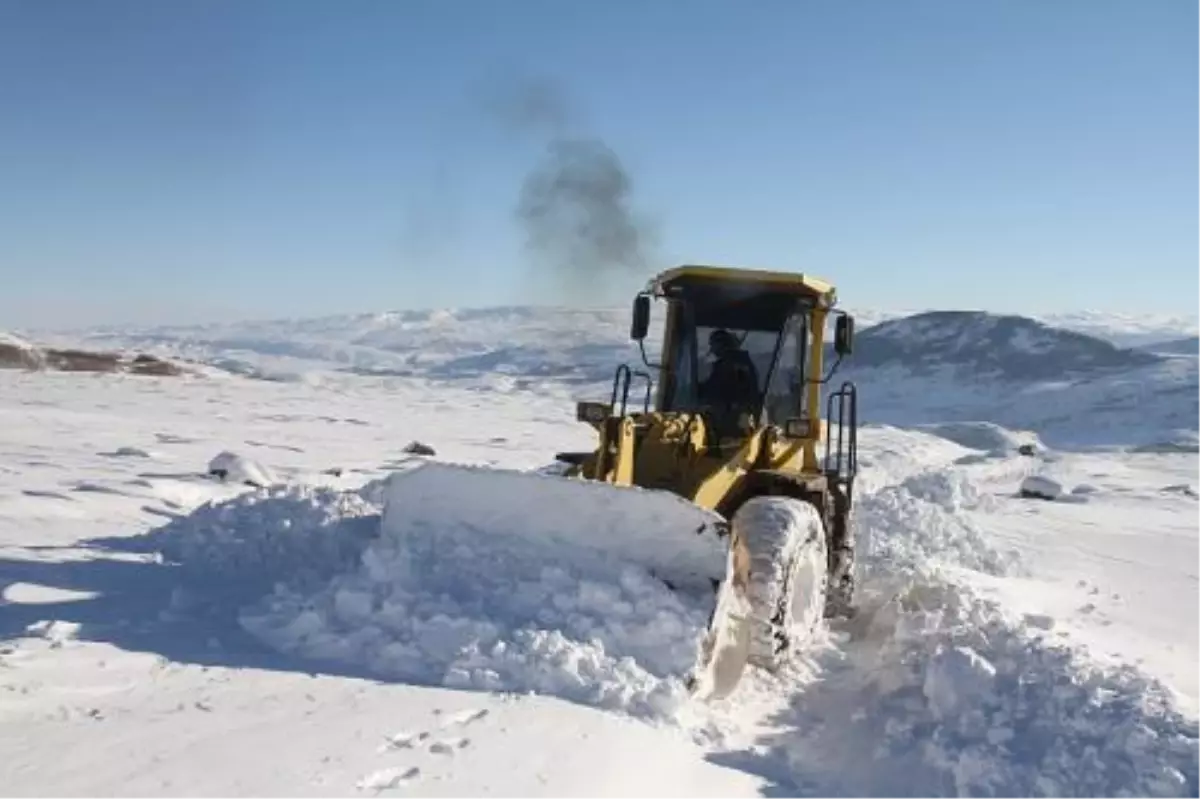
[689,495,828,700]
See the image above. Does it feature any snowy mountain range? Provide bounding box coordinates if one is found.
[6,305,1197,451]
[16,305,1196,377]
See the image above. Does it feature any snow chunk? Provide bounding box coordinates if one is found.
[25,619,81,646]
[402,440,437,456]
[207,451,277,488]
[1020,475,1063,501]
[923,645,997,720]
[100,446,153,458]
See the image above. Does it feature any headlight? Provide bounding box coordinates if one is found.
[576,401,611,423]
[783,416,812,439]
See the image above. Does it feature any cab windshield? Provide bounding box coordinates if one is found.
[659,296,811,425]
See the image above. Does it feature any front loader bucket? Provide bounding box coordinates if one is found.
[381,461,730,593]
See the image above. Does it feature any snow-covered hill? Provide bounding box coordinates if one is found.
[847,311,1161,379]
[1141,336,1200,357]
[863,310,1200,349]
[835,312,1197,450]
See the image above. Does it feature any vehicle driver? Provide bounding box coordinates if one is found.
[699,329,760,409]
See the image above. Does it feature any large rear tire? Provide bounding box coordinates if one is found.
[689,495,828,701]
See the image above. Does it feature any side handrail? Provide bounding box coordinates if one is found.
[823,380,858,482]
[611,364,654,417]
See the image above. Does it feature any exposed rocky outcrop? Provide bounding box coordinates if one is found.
[0,333,189,377]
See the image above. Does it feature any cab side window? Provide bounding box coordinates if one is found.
[763,313,807,424]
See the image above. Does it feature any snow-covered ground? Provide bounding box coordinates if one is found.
[1,307,1197,796]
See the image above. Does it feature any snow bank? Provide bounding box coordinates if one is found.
[916,421,1044,457]
[765,462,1200,796]
[855,469,1020,578]
[853,424,978,494]
[237,464,731,718]
[148,463,726,719]
[149,483,384,594]
[776,578,1199,797]
[243,535,705,710]
[241,541,706,717]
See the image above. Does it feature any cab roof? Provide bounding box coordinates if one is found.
[648,264,836,303]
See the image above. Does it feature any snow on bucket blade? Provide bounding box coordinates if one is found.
[382,461,730,592]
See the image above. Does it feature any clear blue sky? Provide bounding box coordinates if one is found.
[0,0,1195,328]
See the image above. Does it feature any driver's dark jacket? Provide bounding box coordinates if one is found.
[699,350,760,407]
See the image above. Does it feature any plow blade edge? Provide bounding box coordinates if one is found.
[382,461,730,593]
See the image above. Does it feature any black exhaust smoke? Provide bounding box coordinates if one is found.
[517,136,649,280]
[484,76,657,301]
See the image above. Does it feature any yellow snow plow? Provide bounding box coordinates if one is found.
[552,265,860,698]
[388,264,859,700]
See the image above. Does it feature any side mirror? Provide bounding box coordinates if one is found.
[630,294,650,341]
[834,313,855,355]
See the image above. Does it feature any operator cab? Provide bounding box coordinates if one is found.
[658,285,807,423]
[630,265,853,435]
